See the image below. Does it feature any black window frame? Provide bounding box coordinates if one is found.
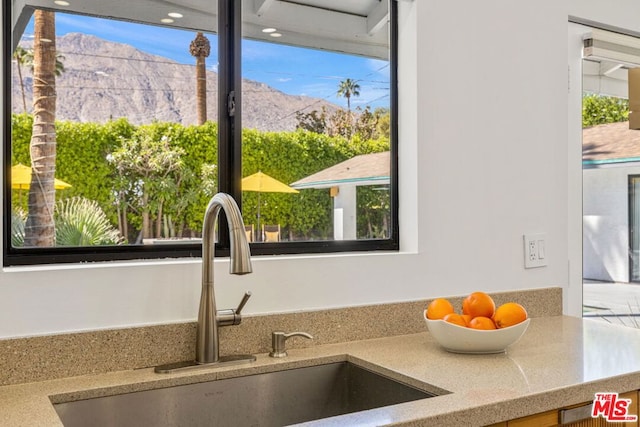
[2,0,399,266]
[629,174,640,283]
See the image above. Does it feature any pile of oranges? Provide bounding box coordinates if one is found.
[425,291,527,330]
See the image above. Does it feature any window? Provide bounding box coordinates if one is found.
[629,176,640,281]
[3,0,398,265]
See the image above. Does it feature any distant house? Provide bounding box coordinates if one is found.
[583,121,640,282]
[291,152,390,240]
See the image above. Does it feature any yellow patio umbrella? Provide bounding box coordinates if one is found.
[242,171,299,194]
[11,163,72,190]
[241,171,298,241]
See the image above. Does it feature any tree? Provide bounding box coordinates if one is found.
[350,106,391,141]
[374,107,391,139]
[189,32,211,125]
[337,78,361,112]
[337,78,361,140]
[295,106,390,141]
[582,93,629,128]
[24,10,58,247]
[326,108,353,139]
[109,129,186,241]
[296,107,328,134]
[13,46,30,113]
[13,46,65,114]
[22,48,65,76]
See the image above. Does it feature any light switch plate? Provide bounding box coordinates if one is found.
[524,233,547,268]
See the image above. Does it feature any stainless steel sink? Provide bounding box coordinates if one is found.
[53,361,440,426]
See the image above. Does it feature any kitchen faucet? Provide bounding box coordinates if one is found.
[156,193,256,373]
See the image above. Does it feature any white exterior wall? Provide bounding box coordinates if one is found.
[583,165,637,283]
[0,0,635,339]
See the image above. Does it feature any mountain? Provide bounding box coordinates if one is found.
[11,33,338,131]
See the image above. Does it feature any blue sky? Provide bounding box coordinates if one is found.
[22,13,390,109]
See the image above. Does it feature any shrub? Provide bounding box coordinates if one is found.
[11,115,390,242]
[55,197,124,246]
[11,208,26,247]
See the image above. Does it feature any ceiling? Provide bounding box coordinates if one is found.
[582,27,640,98]
[13,0,392,59]
[583,58,630,98]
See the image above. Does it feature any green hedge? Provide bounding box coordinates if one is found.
[11,115,390,241]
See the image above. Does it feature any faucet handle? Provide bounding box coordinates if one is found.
[235,291,252,315]
[217,291,252,327]
[269,331,313,358]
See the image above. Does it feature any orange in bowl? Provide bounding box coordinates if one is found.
[443,312,468,327]
[493,302,528,328]
[468,316,497,330]
[462,291,496,318]
[425,298,455,320]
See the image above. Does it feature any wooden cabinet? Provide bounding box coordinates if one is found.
[508,409,557,427]
[485,410,556,427]
[486,391,638,427]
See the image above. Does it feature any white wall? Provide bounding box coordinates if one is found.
[583,165,636,283]
[0,0,613,339]
[414,0,569,305]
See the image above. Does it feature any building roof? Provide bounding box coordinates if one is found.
[583,121,640,164]
[291,151,390,189]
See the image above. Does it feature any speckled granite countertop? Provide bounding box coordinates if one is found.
[3,315,640,426]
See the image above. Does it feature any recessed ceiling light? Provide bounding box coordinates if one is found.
[270,33,282,38]
[262,28,277,33]
[161,18,174,23]
[167,12,183,18]
[54,0,70,5]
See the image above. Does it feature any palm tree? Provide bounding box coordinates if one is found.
[189,32,210,125]
[13,46,64,114]
[13,46,30,113]
[24,49,65,76]
[23,48,66,76]
[24,10,58,247]
[337,78,361,112]
[55,197,124,246]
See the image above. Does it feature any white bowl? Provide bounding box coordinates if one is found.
[424,313,530,354]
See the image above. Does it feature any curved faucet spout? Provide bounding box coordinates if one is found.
[198,192,253,364]
[202,192,253,282]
